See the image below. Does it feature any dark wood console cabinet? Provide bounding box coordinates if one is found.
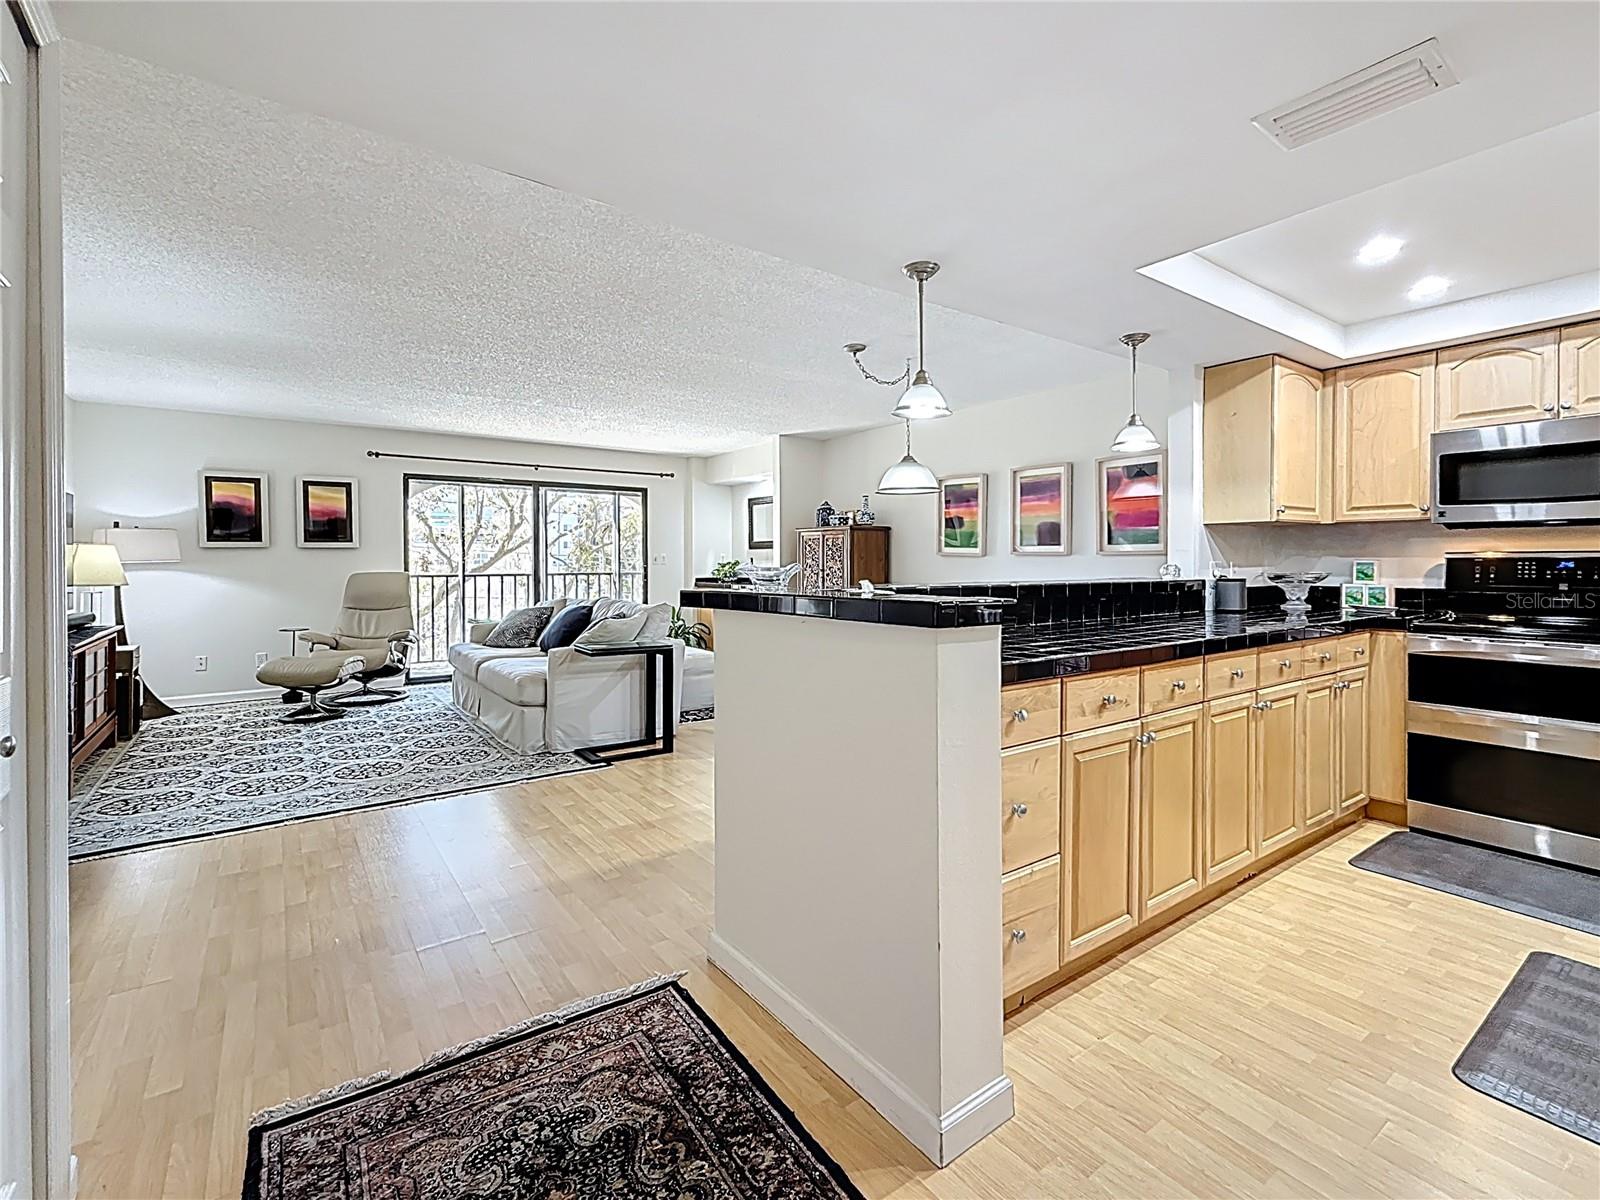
[69,624,121,769]
[797,525,891,591]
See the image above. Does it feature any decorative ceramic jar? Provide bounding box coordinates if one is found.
[857,494,876,525]
[815,500,835,527]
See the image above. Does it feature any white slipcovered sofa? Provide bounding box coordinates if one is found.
[448,596,714,753]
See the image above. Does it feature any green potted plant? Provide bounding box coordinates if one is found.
[711,559,742,583]
[669,607,712,649]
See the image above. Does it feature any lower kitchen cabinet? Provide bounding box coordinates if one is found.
[1061,720,1141,962]
[1303,674,1339,829]
[1139,704,1204,920]
[1254,681,1304,855]
[1336,667,1370,812]
[1001,857,1061,995]
[1001,738,1061,873]
[1203,693,1256,883]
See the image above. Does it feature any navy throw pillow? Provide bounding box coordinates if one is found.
[538,603,593,652]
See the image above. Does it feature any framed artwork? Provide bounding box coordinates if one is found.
[1010,464,1071,555]
[1365,585,1391,609]
[938,473,987,556]
[297,476,360,548]
[1096,451,1166,555]
[747,495,774,550]
[1352,560,1378,583]
[198,470,269,548]
[1342,584,1367,608]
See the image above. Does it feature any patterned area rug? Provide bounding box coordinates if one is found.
[244,977,863,1200]
[682,705,716,722]
[69,684,602,860]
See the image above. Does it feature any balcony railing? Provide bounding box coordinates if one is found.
[408,570,646,668]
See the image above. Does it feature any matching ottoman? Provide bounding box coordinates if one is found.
[255,653,364,723]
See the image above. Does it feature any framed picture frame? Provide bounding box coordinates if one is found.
[198,470,270,548]
[1010,463,1071,555]
[1365,585,1391,609]
[1096,451,1166,555]
[296,476,360,548]
[1342,584,1367,608]
[1352,559,1378,584]
[747,495,774,550]
[938,473,987,556]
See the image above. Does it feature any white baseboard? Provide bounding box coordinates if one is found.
[168,686,279,708]
[707,930,1013,1167]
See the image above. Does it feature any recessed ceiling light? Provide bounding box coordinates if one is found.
[1407,275,1452,303]
[1356,235,1404,266]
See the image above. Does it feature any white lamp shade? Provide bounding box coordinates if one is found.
[94,525,181,564]
[891,373,952,420]
[67,543,128,587]
[876,453,939,495]
[1109,414,1161,453]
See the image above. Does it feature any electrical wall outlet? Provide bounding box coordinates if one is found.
[194,655,208,672]
[255,651,269,668]
[651,553,668,566]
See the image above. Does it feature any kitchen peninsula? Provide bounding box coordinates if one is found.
[684,578,1411,1165]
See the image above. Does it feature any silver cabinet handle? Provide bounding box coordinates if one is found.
[1102,694,1120,707]
[1418,503,1431,513]
[1011,708,1029,722]
[1277,659,1292,669]
[1230,667,1245,680]
[1171,679,1187,691]
[1543,401,1557,412]
[1011,803,1029,818]
[1009,928,1027,943]
[1559,399,1575,410]
[1252,700,1273,711]
[1353,647,1366,657]
[1318,651,1333,662]
[0,734,13,758]
[1276,505,1287,514]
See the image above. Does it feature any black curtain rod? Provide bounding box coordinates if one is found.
[365,449,675,479]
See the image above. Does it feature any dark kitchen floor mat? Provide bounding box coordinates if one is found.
[1350,830,1600,935]
[1453,952,1600,1144]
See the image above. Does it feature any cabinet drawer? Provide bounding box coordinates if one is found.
[1142,660,1205,716]
[1337,633,1370,669]
[1002,858,1060,994]
[1301,639,1341,677]
[1062,670,1140,732]
[1257,647,1303,684]
[1205,650,1258,698]
[1001,741,1061,873]
[1001,681,1061,747]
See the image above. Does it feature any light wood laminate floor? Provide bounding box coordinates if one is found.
[71,722,1599,1199]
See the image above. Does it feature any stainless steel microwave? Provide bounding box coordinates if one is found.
[1432,414,1600,527]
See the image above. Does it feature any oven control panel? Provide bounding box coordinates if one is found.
[1444,554,1600,591]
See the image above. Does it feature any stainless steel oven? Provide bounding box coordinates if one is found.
[1406,553,1600,870]
[1431,414,1600,527]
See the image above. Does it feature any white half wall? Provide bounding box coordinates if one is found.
[68,403,689,702]
[815,369,1195,583]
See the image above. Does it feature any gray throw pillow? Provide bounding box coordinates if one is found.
[483,604,556,648]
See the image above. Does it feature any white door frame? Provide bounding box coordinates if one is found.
[5,1,71,1196]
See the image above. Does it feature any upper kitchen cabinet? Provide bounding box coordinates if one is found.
[1435,329,1559,431]
[1331,352,1434,522]
[1559,320,1600,417]
[1203,356,1329,524]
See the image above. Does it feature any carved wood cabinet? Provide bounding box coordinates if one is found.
[796,525,890,591]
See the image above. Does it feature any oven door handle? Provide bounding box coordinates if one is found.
[1407,634,1600,669]
[1407,701,1600,761]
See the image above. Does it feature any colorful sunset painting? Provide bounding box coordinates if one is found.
[939,474,987,556]
[1097,453,1165,555]
[200,472,268,546]
[298,477,359,547]
[1011,464,1069,554]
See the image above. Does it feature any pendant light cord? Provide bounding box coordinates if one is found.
[917,276,926,372]
[1129,336,1138,418]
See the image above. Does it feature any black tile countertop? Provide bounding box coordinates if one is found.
[680,587,1013,628]
[1001,607,1413,683]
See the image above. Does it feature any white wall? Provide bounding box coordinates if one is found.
[775,434,827,567]
[68,403,689,702]
[815,369,1193,583]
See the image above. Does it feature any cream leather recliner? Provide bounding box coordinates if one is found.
[301,571,418,705]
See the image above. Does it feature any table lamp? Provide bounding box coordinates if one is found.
[90,524,184,720]
[66,543,128,624]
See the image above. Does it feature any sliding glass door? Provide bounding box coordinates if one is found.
[404,476,648,670]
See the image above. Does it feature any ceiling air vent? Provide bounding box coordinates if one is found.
[1253,39,1458,150]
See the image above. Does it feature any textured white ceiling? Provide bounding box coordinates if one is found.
[56,0,1600,373]
[63,43,1117,455]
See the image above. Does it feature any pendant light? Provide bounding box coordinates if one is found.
[891,261,952,420]
[1109,331,1160,453]
[877,419,938,495]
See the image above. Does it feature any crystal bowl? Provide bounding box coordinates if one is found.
[1264,570,1329,613]
[737,563,800,592]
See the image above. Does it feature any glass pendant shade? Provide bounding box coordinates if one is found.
[877,453,939,494]
[1109,413,1161,453]
[891,370,952,420]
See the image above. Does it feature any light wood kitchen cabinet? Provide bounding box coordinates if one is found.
[1203,356,1329,524]
[1367,632,1407,807]
[1063,669,1140,732]
[1002,857,1061,995]
[1435,329,1559,431]
[1203,693,1256,883]
[1001,680,1061,748]
[1061,720,1141,962]
[1138,704,1204,920]
[1559,320,1600,417]
[1254,682,1303,855]
[1141,660,1205,717]
[1335,668,1370,813]
[1205,649,1258,699]
[1332,352,1434,522]
[1302,676,1338,829]
[1258,646,1303,686]
[1001,740,1061,873]
[1301,639,1341,678]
